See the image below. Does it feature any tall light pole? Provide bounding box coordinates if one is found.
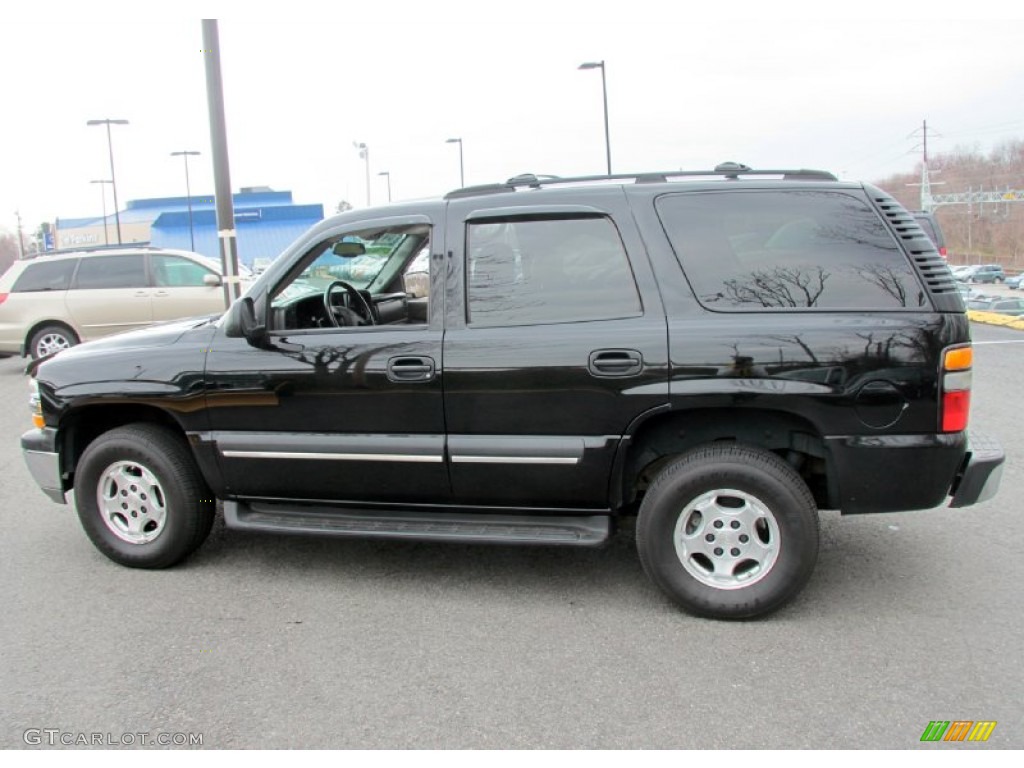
[577,61,611,175]
[378,171,392,202]
[446,137,464,187]
[89,179,112,245]
[86,119,129,243]
[353,142,370,206]
[170,150,201,251]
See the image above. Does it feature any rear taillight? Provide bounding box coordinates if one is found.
[0,292,8,305]
[941,346,972,432]
[939,246,948,259]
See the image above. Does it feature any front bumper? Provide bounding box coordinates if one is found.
[20,427,66,504]
[949,432,1004,508]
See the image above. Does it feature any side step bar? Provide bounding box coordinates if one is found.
[223,501,611,547]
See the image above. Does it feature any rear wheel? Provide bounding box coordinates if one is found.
[74,424,215,568]
[637,444,819,619]
[29,324,77,359]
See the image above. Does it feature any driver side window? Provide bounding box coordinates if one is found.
[269,224,432,331]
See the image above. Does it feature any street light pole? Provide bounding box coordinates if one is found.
[378,171,392,202]
[89,179,112,245]
[354,142,370,206]
[170,150,201,251]
[446,137,464,187]
[577,61,611,175]
[86,118,129,243]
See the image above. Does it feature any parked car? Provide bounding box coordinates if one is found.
[970,265,1005,284]
[1005,272,1024,289]
[21,163,1003,620]
[967,296,1024,316]
[910,211,948,258]
[957,284,986,301]
[0,247,248,359]
[951,265,978,282]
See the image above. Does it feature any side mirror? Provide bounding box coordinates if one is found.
[203,273,222,287]
[234,296,268,348]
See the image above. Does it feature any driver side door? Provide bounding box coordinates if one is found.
[202,214,450,505]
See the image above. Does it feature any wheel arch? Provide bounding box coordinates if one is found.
[611,406,833,512]
[58,404,222,496]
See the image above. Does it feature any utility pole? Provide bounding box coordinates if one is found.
[354,142,370,206]
[907,119,944,211]
[14,210,25,258]
[202,20,241,308]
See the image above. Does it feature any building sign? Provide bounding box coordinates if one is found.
[59,233,99,247]
[234,209,262,222]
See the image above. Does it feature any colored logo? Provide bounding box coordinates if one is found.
[920,721,996,742]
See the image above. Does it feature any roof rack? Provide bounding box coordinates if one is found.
[444,162,838,200]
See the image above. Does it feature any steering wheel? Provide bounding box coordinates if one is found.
[323,280,376,327]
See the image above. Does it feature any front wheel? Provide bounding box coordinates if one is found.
[29,324,77,359]
[636,445,819,619]
[74,424,215,568]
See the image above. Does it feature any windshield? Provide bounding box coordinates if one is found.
[271,225,430,307]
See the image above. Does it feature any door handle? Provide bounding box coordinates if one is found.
[387,356,436,382]
[589,349,642,377]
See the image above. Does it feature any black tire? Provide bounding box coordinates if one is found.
[74,424,215,568]
[29,324,78,359]
[636,444,819,620]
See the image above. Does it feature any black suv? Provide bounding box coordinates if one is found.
[20,164,1004,619]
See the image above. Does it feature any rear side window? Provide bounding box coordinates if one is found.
[657,191,926,310]
[466,216,642,327]
[914,215,940,245]
[11,259,77,292]
[152,255,214,287]
[74,255,148,289]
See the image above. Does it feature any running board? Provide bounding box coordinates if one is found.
[223,501,610,547]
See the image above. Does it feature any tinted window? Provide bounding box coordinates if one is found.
[152,255,214,287]
[657,191,926,310]
[12,259,76,292]
[74,255,148,289]
[467,216,642,327]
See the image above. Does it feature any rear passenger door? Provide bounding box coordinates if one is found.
[64,253,153,340]
[442,192,669,510]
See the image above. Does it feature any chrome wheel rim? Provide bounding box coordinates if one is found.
[96,461,168,544]
[36,333,71,357]
[673,489,780,590]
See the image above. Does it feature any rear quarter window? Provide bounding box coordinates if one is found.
[11,259,77,292]
[656,190,927,310]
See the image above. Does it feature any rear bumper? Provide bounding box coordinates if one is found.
[20,427,66,504]
[825,430,1002,514]
[949,432,1004,508]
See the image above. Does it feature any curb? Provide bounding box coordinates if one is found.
[966,310,1024,331]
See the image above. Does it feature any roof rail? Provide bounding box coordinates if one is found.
[25,243,162,258]
[443,162,838,200]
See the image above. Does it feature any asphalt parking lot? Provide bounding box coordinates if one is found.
[1,323,1022,749]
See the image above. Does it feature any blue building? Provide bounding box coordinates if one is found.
[55,187,324,268]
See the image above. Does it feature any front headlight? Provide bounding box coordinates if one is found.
[28,377,44,429]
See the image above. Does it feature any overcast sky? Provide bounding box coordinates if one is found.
[2,3,1023,236]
